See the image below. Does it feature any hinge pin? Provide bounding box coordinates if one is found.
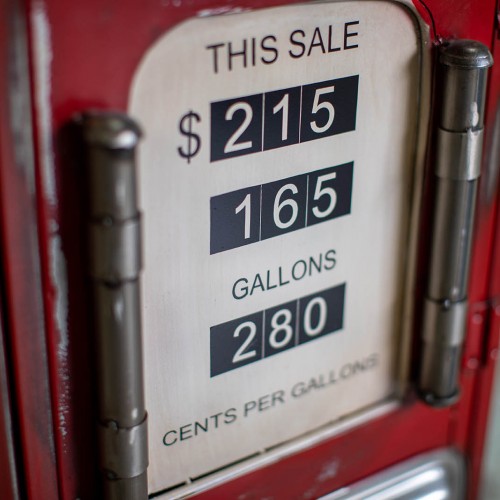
[81,111,148,498]
[418,40,493,406]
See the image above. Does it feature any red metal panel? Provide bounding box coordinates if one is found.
[0,302,19,500]
[191,403,451,499]
[449,303,488,453]
[460,9,500,498]
[0,0,59,498]
[413,0,496,45]
[465,301,500,499]
[20,0,499,498]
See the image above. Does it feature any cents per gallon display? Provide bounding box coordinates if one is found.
[211,162,353,254]
[211,284,345,376]
[210,76,358,161]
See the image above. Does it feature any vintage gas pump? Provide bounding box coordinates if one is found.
[1,0,500,498]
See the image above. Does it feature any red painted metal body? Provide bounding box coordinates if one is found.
[0,0,499,498]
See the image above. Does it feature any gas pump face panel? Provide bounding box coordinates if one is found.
[129,1,426,493]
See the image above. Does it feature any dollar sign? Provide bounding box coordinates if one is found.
[178,111,201,163]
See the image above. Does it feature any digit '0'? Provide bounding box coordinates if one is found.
[303,297,328,336]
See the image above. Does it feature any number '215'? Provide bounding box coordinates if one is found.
[224,85,334,154]
[210,75,359,161]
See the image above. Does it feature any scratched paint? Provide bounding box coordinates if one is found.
[31,1,56,206]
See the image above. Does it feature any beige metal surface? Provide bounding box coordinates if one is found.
[129,1,429,493]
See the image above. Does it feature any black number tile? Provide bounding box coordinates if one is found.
[211,94,263,161]
[298,284,345,345]
[210,311,263,377]
[307,163,353,227]
[261,174,307,240]
[263,300,298,358]
[300,76,358,143]
[263,86,301,151]
[210,185,261,254]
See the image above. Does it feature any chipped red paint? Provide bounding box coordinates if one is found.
[192,402,452,499]
[0,1,59,499]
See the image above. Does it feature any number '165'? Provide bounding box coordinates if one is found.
[235,172,337,238]
[209,163,353,255]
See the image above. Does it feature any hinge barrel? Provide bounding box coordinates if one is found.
[418,41,493,406]
[82,112,148,497]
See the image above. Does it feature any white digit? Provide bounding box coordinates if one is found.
[312,172,337,219]
[232,321,257,363]
[235,193,251,239]
[269,309,294,349]
[304,297,327,337]
[224,102,253,154]
[310,86,335,134]
[273,93,289,141]
[273,183,299,229]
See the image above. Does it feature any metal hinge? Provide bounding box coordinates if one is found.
[418,40,493,407]
[81,112,149,499]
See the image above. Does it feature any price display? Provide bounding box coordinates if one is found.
[130,1,427,494]
[210,163,353,254]
[210,76,358,161]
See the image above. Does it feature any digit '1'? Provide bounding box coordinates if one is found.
[210,186,261,254]
[263,87,301,151]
